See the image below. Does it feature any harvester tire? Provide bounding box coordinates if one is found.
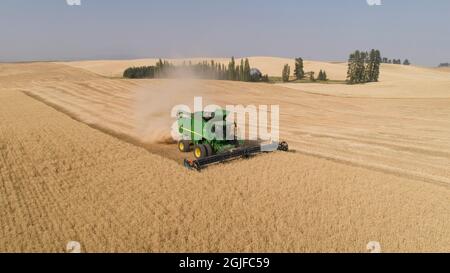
[204,144,213,156]
[178,140,191,153]
[193,144,207,159]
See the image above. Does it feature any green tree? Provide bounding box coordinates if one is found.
[236,65,241,81]
[347,52,358,84]
[356,51,367,83]
[282,64,290,82]
[403,59,410,65]
[366,50,376,82]
[228,57,236,80]
[294,57,305,80]
[347,53,354,83]
[317,70,328,81]
[156,59,164,77]
[372,50,381,82]
[244,58,251,82]
[222,64,227,80]
[323,71,327,81]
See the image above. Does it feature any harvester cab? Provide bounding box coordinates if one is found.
[176,109,289,171]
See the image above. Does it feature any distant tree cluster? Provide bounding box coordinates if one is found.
[382,57,410,65]
[282,57,328,83]
[282,58,306,82]
[347,49,381,84]
[123,57,268,82]
[317,70,328,81]
[439,63,450,67]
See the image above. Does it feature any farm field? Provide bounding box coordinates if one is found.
[0,60,449,252]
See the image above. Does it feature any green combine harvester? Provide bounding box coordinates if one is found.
[177,109,289,170]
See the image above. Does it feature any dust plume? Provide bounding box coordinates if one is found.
[133,79,202,144]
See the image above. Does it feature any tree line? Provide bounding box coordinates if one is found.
[382,57,410,65]
[123,58,269,82]
[439,63,449,67]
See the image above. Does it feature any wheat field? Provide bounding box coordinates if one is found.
[0,61,449,252]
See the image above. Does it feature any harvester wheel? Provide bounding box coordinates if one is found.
[204,144,213,156]
[193,144,207,159]
[178,140,191,153]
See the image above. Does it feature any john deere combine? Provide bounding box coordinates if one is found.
[177,109,288,170]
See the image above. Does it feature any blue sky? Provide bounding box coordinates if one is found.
[0,0,449,66]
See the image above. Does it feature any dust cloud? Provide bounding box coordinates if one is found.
[133,79,202,144]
